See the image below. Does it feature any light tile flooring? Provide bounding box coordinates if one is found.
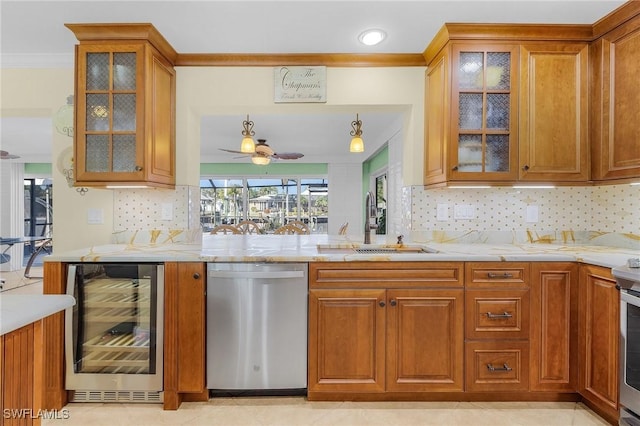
[4,269,611,426]
[42,399,609,426]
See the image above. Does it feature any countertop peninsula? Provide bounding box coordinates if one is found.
[0,294,75,335]
[44,234,640,270]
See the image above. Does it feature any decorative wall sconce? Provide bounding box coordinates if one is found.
[240,114,256,153]
[54,95,74,138]
[350,113,364,153]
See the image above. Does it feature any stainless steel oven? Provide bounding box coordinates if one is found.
[614,261,640,425]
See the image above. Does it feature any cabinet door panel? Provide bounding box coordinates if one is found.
[425,50,449,185]
[386,289,464,392]
[519,43,589,181]
[309,289,386,393]
[591,17,640,180]
[530,263,578,392]
[579,265,619,418]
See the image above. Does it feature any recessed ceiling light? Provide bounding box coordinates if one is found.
[358,29,386,46]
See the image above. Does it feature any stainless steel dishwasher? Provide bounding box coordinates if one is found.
[206,263,308,393]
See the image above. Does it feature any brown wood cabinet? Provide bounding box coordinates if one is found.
[66,24,176,188]
[591,10,640,182]
[464,262,531,392]
[1,322,44,426]
[163,262,207,410]
[530,263,578,392]
[424,25,592,186]
[308,262,464,398]
[578,264,620,423]
[518,43,589,182]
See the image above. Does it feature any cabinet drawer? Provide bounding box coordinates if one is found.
[465,341,529,392]
[309,262,464,289]
[465,290,530,339]
[465,262,529,288]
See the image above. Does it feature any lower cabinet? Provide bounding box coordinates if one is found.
[530,263,578,392]
[308,262,465,396]
[578,264,620,423]
[163,262,207,410]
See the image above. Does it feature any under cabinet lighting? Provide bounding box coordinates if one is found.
[449,185,491,189]
[105,185,150,189]
[630,182,640,186]
[512,185,555,189]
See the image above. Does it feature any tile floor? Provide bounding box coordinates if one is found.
[41,398,609,426]
[3,269,611,426]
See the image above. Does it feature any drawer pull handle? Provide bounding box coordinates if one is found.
[486,311,512,319]
[487,363,512,372]
[487,272,514,279]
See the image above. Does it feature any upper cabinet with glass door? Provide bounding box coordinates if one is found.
[423,24,591,187]
[66,24,177,188]
[451,44,518,182]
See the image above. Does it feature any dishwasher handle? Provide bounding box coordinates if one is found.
[208,270,305,279]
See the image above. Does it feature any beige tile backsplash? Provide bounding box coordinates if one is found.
[409,183,639,247]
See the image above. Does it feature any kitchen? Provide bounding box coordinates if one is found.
[1,1,640,425]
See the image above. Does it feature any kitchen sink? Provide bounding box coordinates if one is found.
[316,244,439,254]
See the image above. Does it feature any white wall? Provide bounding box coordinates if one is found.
[328,164,362,235]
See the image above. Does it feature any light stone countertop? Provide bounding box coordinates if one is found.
[0,294,75,335]
[43,234,640,270]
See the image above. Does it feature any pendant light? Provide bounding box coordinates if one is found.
[240,114,256,153]
[350,113,364,153]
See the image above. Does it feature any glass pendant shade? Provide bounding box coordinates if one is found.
[350,136,364,153]
[251,155,270,165]
[240,136,255,153]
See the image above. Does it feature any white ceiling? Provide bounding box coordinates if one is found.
[0,0,627,164]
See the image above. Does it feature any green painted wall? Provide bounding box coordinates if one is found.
[201,163,327,176]
[24,163,52,174]
[362,145,388,194]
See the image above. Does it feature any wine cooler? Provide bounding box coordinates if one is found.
[65,263,164,403]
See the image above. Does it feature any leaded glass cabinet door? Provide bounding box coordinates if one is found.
[450,45,518,181]
[75,44,145,183]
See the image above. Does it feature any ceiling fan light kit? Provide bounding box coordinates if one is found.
[240,114,256,153]
[251,154,271,166]
[349,113,365,153]
[0,150,20,159]
[220,137,303,166]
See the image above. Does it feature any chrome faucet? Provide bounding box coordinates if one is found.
[364,191,378,244]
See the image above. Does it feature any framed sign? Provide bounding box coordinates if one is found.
[274,66,326,103]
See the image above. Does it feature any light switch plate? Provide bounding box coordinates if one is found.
[454,204,476,220]
[87,208,104,225]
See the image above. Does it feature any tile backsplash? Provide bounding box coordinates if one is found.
[112,185,202,244]
[409,183,640,248]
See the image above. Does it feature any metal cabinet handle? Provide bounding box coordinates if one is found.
[486,311,512,319]
[193,272,201,279]
[135,165,143,171]
[487,363,512,372]
[390,299,397,307]
[452,165,459,171]
[487,272,514,279]
[379,301,386,307]
[522,165,530,171]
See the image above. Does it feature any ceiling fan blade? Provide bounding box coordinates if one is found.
[0,150,20,159]
[219,148,249,155]
[273,152,304,160]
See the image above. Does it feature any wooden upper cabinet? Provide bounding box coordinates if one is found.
[519,43,590,182]
[66,24,176,188]
[591,13,640,182]
[424,24,594,186]
[449,43,519,182]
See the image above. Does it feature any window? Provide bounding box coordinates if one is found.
[200,177,328,234]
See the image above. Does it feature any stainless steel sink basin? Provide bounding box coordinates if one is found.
[316,244,439,254]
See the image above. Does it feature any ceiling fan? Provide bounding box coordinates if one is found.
[0,150,20,159]
[220,139,304,165]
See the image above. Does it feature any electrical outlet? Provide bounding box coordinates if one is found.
[436,204,449,221]
[161,203,173,221]
[87,208,104,224]
[526,205,539,223]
